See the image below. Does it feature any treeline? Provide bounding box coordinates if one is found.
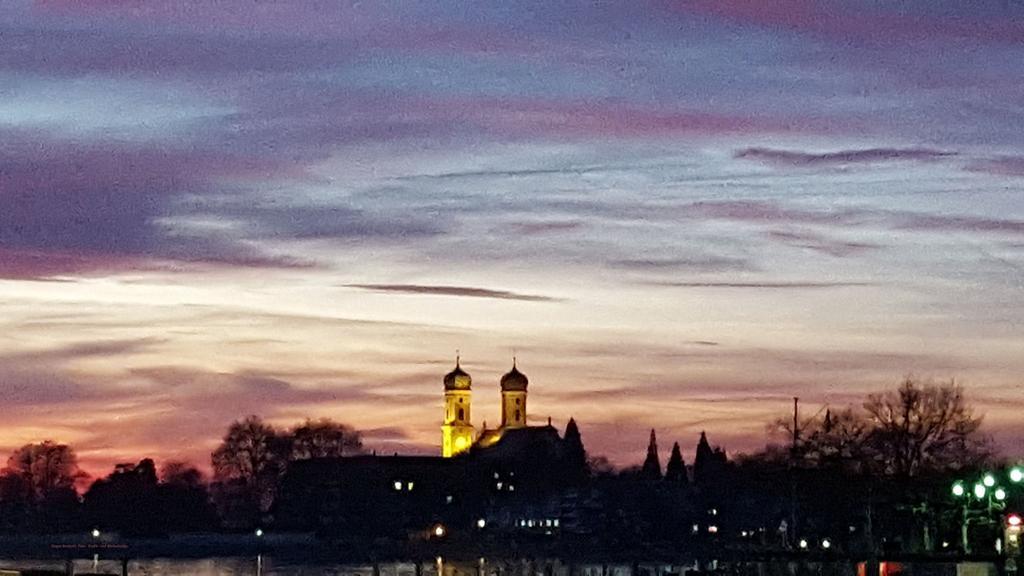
[0,418,363,535]
[599,377,999,553]
[0,377,1001,552]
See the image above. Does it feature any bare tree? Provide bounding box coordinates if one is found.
[211,415,284,485]
[863,377,990,476]
[804,407,872,468]
[211,415,287,513]
[288,419,363,460]
[3,441,85,500]
[160,461,206,488]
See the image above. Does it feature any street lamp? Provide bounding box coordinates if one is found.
[953,482,966,497]
[975,484,988,499]
[255,528,264,538]
[1011,468,1023,483]
[984,474,996,488]
[91,529,101,539]
[822,538,832,550]
[996,488,1008,501]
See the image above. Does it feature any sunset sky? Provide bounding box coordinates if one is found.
[2,1,1023,477]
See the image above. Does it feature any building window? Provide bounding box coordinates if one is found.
[515,398,521,405]
[393,481,403,491]
[515,410,521,420]
[458,408,465,420]
[407,482,415,491]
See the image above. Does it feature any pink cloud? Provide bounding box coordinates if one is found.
[669,0,1024,45]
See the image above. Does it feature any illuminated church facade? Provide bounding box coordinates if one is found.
[441,357,530,457]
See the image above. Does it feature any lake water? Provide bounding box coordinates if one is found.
[0,557,994,576]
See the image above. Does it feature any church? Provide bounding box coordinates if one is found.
[274,357,587,537]
[441,356,531,457]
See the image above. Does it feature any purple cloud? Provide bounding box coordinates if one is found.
[656,281,872,289]
[674,0,1024,45]
[344,284,560,302]
[968,156,1024,177]
[735,146,954,166]
[767,229,882,257]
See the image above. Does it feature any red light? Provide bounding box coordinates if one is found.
[1007,514,1022,527]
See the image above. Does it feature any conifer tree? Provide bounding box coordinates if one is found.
[641,429,662,479]
[665,442,687,483]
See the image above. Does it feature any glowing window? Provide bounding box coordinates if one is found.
[393,481,402,491]
[407,482,414,490]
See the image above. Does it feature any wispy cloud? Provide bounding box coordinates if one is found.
[655,281,873,289]
[344,284,561,302]
[610,256,753,273]
[735,147,954,166]
[766,229,882,257]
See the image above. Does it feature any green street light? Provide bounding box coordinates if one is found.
[975,483,987,499]
[984,474,996,488]
[953,482,966,497]
[996,488,1008,501]
[1011,468,1023,483]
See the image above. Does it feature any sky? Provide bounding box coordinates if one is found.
[1,0,1023,478]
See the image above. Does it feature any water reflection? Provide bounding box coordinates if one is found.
[0,557,996,576]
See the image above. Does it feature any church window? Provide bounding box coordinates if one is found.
[516,398,521,405]
[458,408,465,420]
[515,409,521,420]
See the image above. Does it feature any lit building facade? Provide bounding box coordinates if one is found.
[441,358,530,457]
[441,358,474,457]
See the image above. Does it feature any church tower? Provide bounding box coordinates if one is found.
[441,357,474,457]
[499,359,528,429]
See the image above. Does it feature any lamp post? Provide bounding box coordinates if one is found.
[953,472,1010,554]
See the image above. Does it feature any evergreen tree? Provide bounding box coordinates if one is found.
[641,429,662,480]
[665,442,686,483]
[693,431,714,485]
[563,417,588,482]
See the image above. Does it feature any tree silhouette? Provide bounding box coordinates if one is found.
[641,429,661,480]
[289,419,363,460]
[3,441,85,500]
[563,417,589,482]
[159,461,217,532]
[83,459,161,536]
[693,431,726,486]
[211,415,288,517]
[665,442,686,483]
[160,460,205,488]
[864,377,989,476]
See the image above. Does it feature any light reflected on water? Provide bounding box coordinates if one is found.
[0,557,995,576]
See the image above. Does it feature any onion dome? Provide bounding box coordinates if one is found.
[444,358,472,390]
[500,360,528,392]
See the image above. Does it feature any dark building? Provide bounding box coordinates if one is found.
[275,360,586,539]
